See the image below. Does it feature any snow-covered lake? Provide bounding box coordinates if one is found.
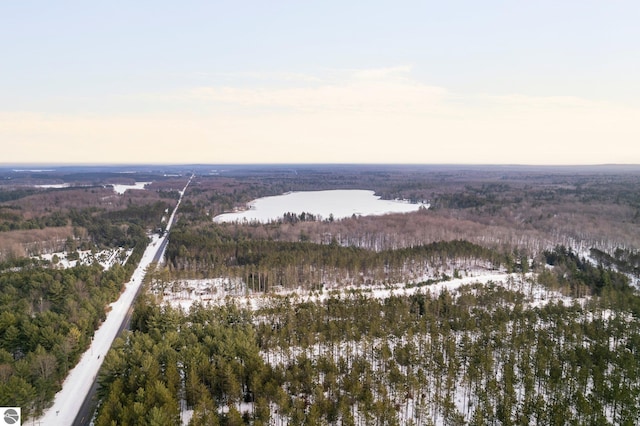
[111,181,151,194]
[213,189,428,223]
[34,183,71,189]
[28,182,150,194]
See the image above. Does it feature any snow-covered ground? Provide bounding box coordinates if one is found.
[155,267,604,425]
[34,247,133,270]
[110,181,151,194]
[24,181,149,193]
[213,189,428,223]
[153,269,581,313]
[34,183,71,189]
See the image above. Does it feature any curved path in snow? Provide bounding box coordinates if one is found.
[34,175,192,426]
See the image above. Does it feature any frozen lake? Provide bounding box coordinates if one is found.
[213,189,428,223]
[111,181,151,194]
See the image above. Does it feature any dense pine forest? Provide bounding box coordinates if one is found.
[96,258,640,425]
[2,165,640,424]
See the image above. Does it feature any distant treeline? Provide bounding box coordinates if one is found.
[0,210,67,232]
[0,189,39,203]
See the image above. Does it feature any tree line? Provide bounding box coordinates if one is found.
[165,225,509,289]
[0,209,68,232]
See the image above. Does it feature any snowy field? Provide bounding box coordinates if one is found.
[26,182,150,193]
[153,268,581,314]
[34,183,71,189]
[213,189,428,223]
[34,247,133,270]
[110,181,151,194]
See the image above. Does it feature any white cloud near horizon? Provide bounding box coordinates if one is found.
[2,67,639,165]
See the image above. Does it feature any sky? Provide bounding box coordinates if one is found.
[1,1,639,165]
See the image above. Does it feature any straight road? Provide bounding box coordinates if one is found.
[34,175,192,426]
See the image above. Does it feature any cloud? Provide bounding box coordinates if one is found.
[2,67,640,165]
[349,65,414,81]
[186,67,449,114]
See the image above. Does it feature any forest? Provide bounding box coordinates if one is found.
[165,224,509,288]
[0,168,188,418]
[2,164,640,424]
[94,165,640,425]
[95,256,640,425]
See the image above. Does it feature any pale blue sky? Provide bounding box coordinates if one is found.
[2,1,639,164]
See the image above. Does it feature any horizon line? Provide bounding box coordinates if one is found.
[2,162,640,168]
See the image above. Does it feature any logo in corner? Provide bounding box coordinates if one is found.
[2,408,20,425]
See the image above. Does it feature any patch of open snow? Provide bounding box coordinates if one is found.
[153,251,610,318]
[180,402,193,425]
[35,248,132,270]
[154,269,584,313]
[111,181,151,194]
[34,183,71,189]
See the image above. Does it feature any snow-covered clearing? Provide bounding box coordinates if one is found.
[34,247,133,270]
[154,269,583,313]
[110,181,151,194]
[34,183,71,189]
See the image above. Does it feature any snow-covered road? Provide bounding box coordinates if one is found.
[35,234,163,425]
[34,176,191,426]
